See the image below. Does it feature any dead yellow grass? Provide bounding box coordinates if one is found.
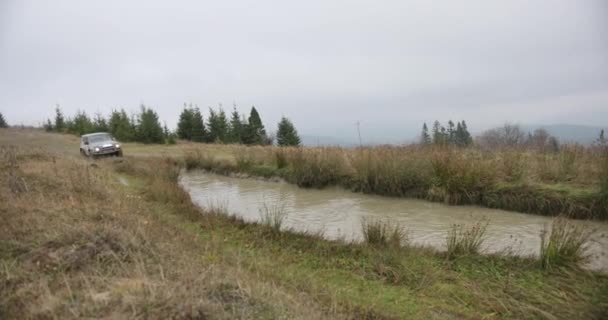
[0,143,328,319]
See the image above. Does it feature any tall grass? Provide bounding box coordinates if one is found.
[429,149,495,204]
[445,218,489,258]
[361,217,407,248]
[539,217,592,270]
[180,143,608,219]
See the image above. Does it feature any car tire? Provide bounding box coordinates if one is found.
[116,150,123,157]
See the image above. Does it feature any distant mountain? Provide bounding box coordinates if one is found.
[521,124,605,144]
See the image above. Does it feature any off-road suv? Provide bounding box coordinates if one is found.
[80,132,123,158]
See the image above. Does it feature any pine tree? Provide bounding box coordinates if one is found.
[227,106,242,143]
[0,112,8,128]
[206,107,219,142]
[460,120,472,146]
[276,116,301,146]
[54,106,65,132]
[420,123,431,145]
[109,109,136,141]
[44,119,53,131]
[93,112,108,132]
[217,108,229,142]
[447,120,455,144]
[136,105,164,144]
[191,107,206,142]
[68,110,94,135]
[177,105,194,140]
[243,106,267,145]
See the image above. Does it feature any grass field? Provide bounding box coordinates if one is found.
[1,128,607,319]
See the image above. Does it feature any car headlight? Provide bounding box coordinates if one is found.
[94,147,100,152]
[115,144,120,148]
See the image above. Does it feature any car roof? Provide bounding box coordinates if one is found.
[81,132,111,138]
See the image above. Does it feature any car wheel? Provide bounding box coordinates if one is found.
[116,150,123,157]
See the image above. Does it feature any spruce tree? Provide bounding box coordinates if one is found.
[447,120,455,144]
[109,109,136,141]
[206,107,219,142]
[69,110,94,135]
[420,123,431,145]
[227,107,242,143]
[460,121,472,146]
[276,116,301,146]
[0,112,7,128]
[54,106,65,132]
[44,119,53,131]
[217,108,229,142]
[191,107,206,142]
[244,106,267,145]
[136,106,164,144]
[93,112,108,132]
[177,105,194,140]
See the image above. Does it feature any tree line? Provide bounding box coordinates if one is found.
[420,120,473,147]
[176,104,300,146]
[42,104,301,146]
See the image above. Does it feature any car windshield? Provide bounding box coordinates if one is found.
[88,134,112,143]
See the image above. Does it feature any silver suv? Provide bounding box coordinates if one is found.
[80,132,123,158]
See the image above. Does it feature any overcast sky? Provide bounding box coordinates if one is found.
[1,0,607,143]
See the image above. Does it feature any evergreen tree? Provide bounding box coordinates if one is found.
[205,106,229,143]
[460,120,472,146]
[191,107,206,142]
[227,106,243,143]
[242,106,267,145]
[109,109,136,141]
[68,110,94,135]
[136,105,164,144]
[93,112,108,132]
[276,116,301,146]
[217,107,229,142]
[0,112,8,128]
[206,107,219,142]
[54,106,65,132]
[44,119,53,131]
[447,120,455,144]
[177,105,194,140]
[420,123,431,145]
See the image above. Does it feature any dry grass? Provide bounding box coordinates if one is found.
[0,145,325,319]
[2,129,608,319]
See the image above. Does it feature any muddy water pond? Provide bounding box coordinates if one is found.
[180,172,608,271]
